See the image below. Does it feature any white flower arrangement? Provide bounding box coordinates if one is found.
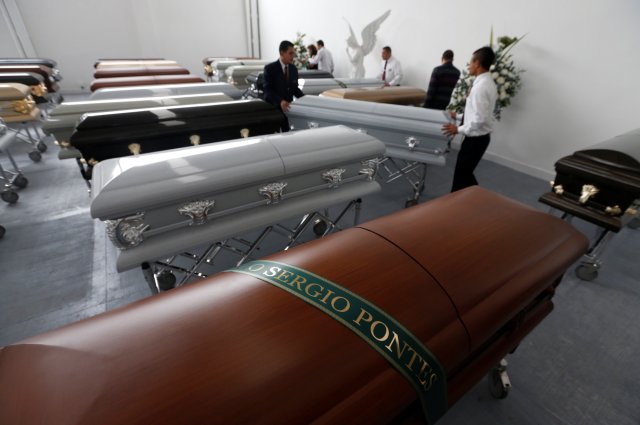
[448,32,525,121]
[292,32,309,70]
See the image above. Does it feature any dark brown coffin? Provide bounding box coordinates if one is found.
[0,187,587,425]
[0,64,59,92]
[89,74,205,92]
[68,99,284,176]
[93,66,190,79]
[539,128,640,231]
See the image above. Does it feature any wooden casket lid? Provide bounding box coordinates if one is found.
[0,187,588,425]
[90,125,384,219]
[89,74,205,91]
[0,64,53,78]
[573,128,640,175]
[321,86,426,105]
[358,186,589,352]
[0,72,44,85]
[94,66,190,79]
[0,82,31,100]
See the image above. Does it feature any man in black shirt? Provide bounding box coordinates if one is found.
[423,50,460,110]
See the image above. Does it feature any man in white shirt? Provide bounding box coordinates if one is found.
[378,46,402,86]
[442,46,497,192]
[308,40,334,74]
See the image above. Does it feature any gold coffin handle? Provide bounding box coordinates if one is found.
[240,128,250,138]
[128,143,142,155]
[579,184,599,204]
[190,134,201,146]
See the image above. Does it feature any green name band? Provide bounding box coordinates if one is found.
[230,260,447,424]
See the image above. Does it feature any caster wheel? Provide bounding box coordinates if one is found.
[0,225,5,238]
[156,270,177,291]
[627,217,640,230]
[575,264,598,281]
[405,199,418,208]
[13,175,28,188]
[488,367,511,399]
[1,190,19,204]
[28,151,42,162]
[37,140,48,152]
[313,219,328,237]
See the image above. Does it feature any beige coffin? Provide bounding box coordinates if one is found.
[0,83,40,122]
[321,86,427,106]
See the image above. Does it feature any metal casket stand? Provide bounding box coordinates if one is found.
[539,128,640,280]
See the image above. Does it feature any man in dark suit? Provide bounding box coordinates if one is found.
[263,40,305,131]
[423,50,460,110]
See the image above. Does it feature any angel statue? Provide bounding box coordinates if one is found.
[344,10,391,78]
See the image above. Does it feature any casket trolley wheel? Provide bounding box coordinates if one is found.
[313,219,328,236]
[575,263,599,281]
[1,190,18,204]
[487,359,511,399]
[12,175,28,188]
[28,151,41,162]
[37,140,48,152]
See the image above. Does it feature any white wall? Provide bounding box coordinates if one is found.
[258,0,640,179]
[3,0,249,93]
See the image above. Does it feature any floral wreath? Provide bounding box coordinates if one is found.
[448,30,525,121]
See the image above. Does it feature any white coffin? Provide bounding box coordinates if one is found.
[298,78,385,95]
[225,65,267,88]
[90,125,384,271]
[211,59,269,82]
[287,96,452,166]
[43,93,233,150]
[90,82,243,101]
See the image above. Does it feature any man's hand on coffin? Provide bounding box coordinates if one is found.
[280,99,291,112]
[442,122,458,136]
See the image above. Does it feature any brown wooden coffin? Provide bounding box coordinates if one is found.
[539,128,640,231]
[93,66,190,79]
[0,64,59,92]
[321,86,427,106]
[89,74,205,92]
[0,187,587,425]
[0,83,40,122]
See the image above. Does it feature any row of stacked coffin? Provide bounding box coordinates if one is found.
[1,56,639,424]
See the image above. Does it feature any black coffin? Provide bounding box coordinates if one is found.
[245,69,334,99]
[69,99,284,172]
[539,128,640,231]
[0,72,47,103]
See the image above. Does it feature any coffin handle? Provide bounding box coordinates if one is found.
[128,143,142,155]
[579,184,599,204]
